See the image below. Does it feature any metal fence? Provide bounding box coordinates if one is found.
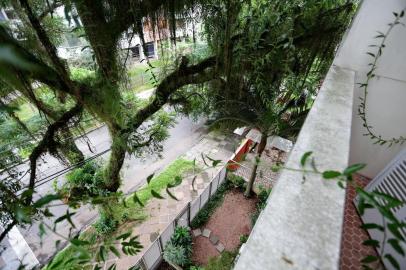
[133,166,228,270]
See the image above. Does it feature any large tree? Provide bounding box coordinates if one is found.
[0,0,356,267]
[186,0,355,196]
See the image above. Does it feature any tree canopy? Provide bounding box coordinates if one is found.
[0,0,356,268]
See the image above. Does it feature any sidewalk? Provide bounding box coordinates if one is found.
[100,132,241,269]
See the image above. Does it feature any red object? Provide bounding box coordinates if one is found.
[227,139,252,171]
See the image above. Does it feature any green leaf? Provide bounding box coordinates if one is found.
[360,223,384,231]
[343,164,366,176]
[362,239,380,247]
[167,175,182,188]
[107,264,117,270]
[71,238,90,246]
[371,191,403,208]
[98,246,107,262]
[54,210,76,226]
[151,189,164,199]
[166,187,179,201]
[388,223,405,241]
[201,153,209,167]
[361,255,379,263]
[191,175,197,191]
[33,194,61,208]
[39,223,46,239]
[384,254,400,270]
[146,173,154,184]
[300,151,312,166]
[337,181,346,189]
[388,239,404,256]
[322,170,341,179]
[206,155,221,167]
[116,232,131,240]
[132,193,144,207]
[109,246,121,258]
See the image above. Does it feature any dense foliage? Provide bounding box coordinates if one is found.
[0,0,357,269]
[163,226,193,267]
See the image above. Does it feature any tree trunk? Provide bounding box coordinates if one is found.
[103,127,128,192]
[244,132,267,197]
[59,129,85,164]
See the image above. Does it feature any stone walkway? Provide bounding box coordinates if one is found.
[192,228,225,253]
[100,132,240,269]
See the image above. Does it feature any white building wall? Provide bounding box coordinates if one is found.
[334,0,406,178]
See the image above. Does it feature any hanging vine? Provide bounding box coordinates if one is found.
[358,9,406,147]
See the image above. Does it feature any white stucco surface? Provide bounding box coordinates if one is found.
[334,0,406,178]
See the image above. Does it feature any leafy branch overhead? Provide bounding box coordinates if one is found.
[0,0,358,269]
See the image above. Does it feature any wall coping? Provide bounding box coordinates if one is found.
[234,65,355,270]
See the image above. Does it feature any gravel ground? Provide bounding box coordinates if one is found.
[191,189,257,265]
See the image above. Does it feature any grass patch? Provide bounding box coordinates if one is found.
[128,158,195,206]
[204,250,238,270]
[127,59,162,93]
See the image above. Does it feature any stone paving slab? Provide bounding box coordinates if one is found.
[215,242,225,253]
[193,229,202,237]
[209,234,219,245]
[202,228,211,238]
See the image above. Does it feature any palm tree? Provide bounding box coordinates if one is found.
[213,91,311,197]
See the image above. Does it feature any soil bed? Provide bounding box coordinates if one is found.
[191,189,257,265]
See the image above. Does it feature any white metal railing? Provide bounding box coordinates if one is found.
[132,166,228,270]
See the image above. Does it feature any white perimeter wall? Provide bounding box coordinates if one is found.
[334,0,406,178]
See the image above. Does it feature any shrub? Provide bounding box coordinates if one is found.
[251,186,272,226]
[189,266,204,270]
[62,161,109,199]
[163,242,189,267]
[163,226,193,267]
[227,173,245,190]
[190,181,231,228]
[205,251,238,270]
[93,211,118,235]
[239,234,248,245]
[171,226,192,255]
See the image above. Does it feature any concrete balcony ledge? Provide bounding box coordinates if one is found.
[234,66,355,270]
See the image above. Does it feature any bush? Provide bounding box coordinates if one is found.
[62,161,109,199]
[163,242,189,267]
[93,211,118,235]
[227,173,245,190]
[171,226,192,255]
[205,251,238,270]
[239,234,248,245]
[251,186,272,226]
[163,226,193,267]
[190,181,231,228]
[189,266,204,270]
